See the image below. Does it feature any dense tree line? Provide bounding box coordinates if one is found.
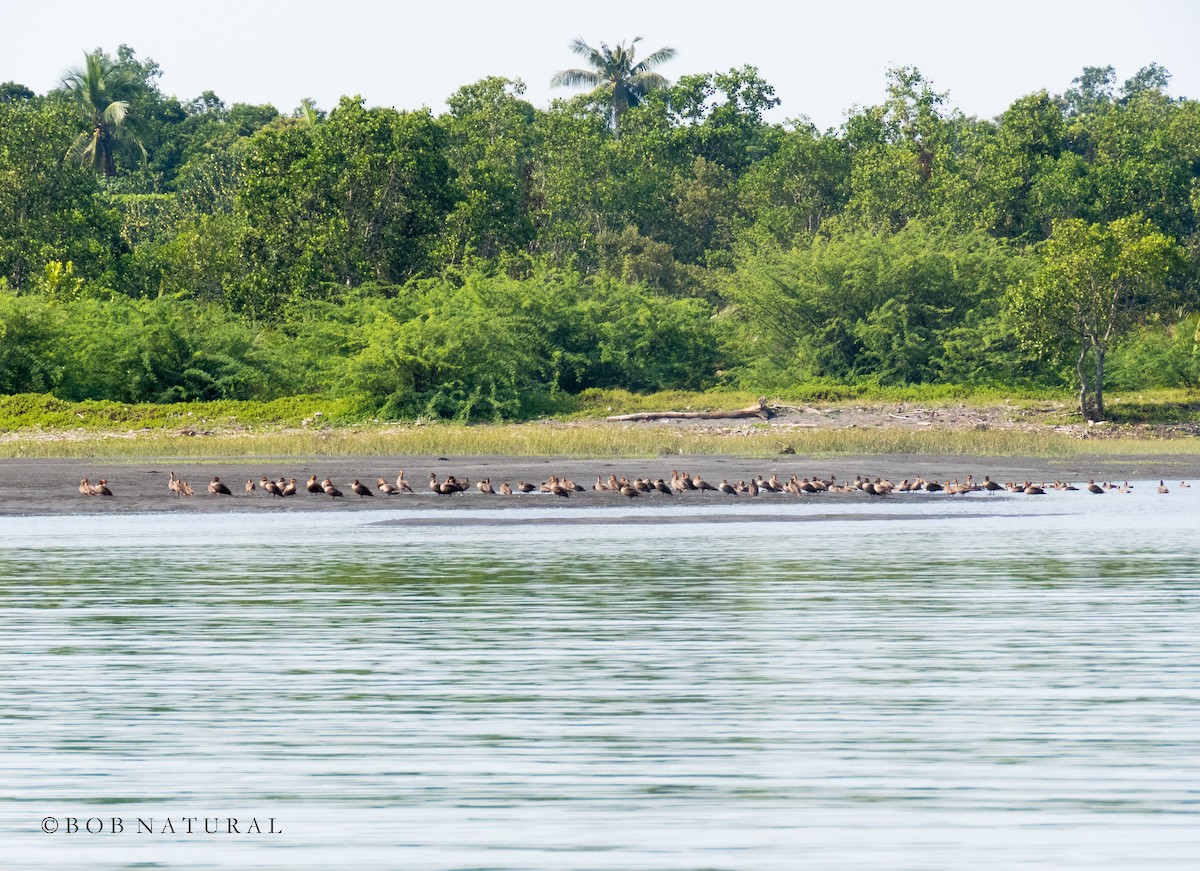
[1,46,1198,419]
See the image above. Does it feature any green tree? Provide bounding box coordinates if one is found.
[0,99,119,291]
[0,82,36,103]
[550,37,676,136]
[236,97,454,316]
[59,50,148,176]
[1008,215,1178,419]
[437,77,538,266]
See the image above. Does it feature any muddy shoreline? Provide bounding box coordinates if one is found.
[1,453,1197,516]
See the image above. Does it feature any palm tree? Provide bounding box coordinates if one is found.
[551,37,676,134]
[59,50,147,176]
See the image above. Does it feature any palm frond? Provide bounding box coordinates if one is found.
[566,37,605,69]
[551,68,602,90]
[629,72,669,95]
[102,100,129,126]
[633,46,677,73]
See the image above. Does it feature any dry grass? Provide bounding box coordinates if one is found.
[1,421,1197,460]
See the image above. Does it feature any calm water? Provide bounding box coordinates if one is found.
[2,486,1198,869]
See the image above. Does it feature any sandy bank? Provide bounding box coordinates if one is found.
[1,453,1198,517]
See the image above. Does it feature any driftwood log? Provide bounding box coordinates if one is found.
[606,397,771,422]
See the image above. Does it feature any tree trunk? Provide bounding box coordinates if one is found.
[1094,347,1106,420]
[1076,345,1092,420]
[607,398,770,422]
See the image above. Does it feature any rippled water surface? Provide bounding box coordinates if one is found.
[2,486,1199,869]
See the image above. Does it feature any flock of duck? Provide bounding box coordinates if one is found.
[73,470,1192,500]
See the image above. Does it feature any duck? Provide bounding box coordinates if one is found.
[261,476,283,497]
[718,479,738,495]
[322,478,343,499]
[245,478,256,495]
[1023,482,1046,495]
[79,478,93,496]
[477,479,495,494]
[395,471,413,494]
[517,481,536,493]
[654,478,674,496]
[981,476,1004,495]
[499,482,513,495]
[594,475,609,492]
[1158,480,1169,494]
[619,482,640,498]
[208,477,232,496]
[351,479,373,498]
[377,477,398,495]
[93,479,113,497]
[179,480,194,496]
[306,475,322,494]
[1087,480,1104,494]
[168,471,181,495]
[693,475,718,492]
[282,478,297,497]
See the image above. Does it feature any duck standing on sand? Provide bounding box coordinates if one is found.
[322,478,343,499]
[245,478,256,496]
[377,478,398,495]
[306,475,322,494]
[351,480,373,498]
[208,477,232,496]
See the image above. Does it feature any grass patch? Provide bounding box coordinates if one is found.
[0,394,363,431]
[0,388,1197,459]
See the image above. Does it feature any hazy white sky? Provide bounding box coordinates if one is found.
[5,0,1198,129]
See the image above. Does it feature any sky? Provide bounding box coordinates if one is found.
[5,0,1199,129]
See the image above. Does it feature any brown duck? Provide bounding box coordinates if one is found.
[208,477,232,496]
